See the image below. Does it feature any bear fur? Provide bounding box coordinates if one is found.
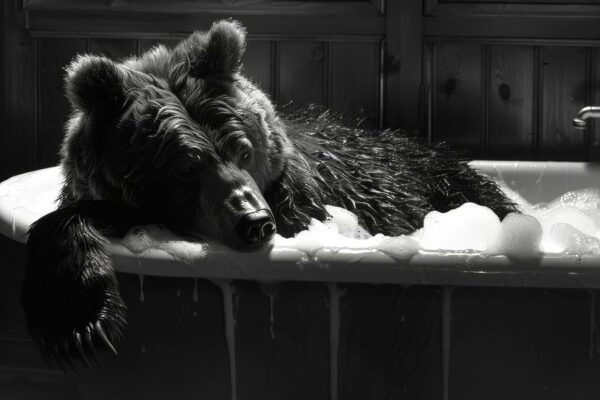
[22,20,516,368]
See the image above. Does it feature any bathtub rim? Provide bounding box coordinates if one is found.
[3,162,600,289]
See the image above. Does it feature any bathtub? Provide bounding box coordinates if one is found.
[1,161,600,400]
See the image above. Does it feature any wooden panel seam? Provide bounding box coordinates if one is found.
[533,46,543,160]
[423,16,600,41]
[24,1,383,16]
[482,44,490,157]
[425,0,600,17]
[25,11,386,37]
[585,46,594,160]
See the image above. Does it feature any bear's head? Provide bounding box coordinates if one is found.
[62,20,293,250]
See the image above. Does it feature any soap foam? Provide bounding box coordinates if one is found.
[419,203,501,251]
[121,187,600,263]
[274,205,420,258]
[122,225,212,263]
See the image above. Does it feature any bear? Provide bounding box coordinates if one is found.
[21,20,516,369]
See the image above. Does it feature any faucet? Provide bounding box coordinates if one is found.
[573,106,600,128]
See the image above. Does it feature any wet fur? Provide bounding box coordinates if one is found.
[268,107,515,237]
[23,20,516,368]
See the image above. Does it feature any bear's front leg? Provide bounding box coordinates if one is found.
[22,200,138,371]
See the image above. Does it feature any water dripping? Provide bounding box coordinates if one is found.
[258,282,279,340]
[137,258,145,302]
[212,279,237,400]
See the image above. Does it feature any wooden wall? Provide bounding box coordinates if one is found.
[423,0,600,160]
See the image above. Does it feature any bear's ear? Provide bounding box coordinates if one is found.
[65,55,126,115]
[186,20,247,79]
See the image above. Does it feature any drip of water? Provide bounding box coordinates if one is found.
[442,286,455,400]
[193,278,198,303]
[327,282,345,400]
[258,282,279,339]
[10,207,16,236]
[137,259,145,302]
[212,279,237,400]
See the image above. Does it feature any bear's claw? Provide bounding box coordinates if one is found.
[84,324,103,365]
[38,318,123,372]
[74,331,92,369]
[94,320,119,356]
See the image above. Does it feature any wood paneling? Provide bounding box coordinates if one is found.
[488,45,535,159]
[432,44,483,157]
[450,288,600,400]
[38,38,86,168]
[329,42,379,124]
[591,47,600,160]
[386,0,422,131]
[88,38,137,60]
[425,0,600,18]
[541,46,589,161]
[25,0,383,16]
[338,285,441,400]
[278,41,326,108]
[424,17,600,40]
[423,1,600,160]
[236,281,329,400]
[427,41,599,161]
[2,3,38,180]
[242,40,274,98]
[26,11,385,38]
[0,236,29,336]
[138,38,179,54]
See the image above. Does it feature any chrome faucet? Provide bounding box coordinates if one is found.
[573,106,600,128]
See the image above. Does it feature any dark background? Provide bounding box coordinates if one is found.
[2,1,600,399]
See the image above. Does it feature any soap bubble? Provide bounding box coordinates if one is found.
[547,223,600,255]
[324,205,371,239]
[534,206,597,239]
[551,187,600,211]
[419,203,501,251]
[489,213,542,261]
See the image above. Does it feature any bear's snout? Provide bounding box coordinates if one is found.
[225,186,275,248]
[235,209,275,247]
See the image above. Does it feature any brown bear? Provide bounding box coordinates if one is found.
[22,20,516,368]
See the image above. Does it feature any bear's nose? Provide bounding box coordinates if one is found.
[235,209,276,247]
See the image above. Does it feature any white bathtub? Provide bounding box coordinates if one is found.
[1,161,600,289]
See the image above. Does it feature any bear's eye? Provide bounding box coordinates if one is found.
[237,139,254,165]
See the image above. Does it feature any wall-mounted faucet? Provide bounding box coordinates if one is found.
[573,106,600,129]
